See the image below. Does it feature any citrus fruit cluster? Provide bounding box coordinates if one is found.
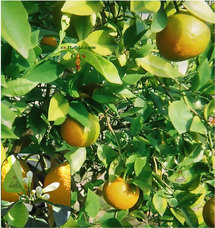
[156,13,211,61]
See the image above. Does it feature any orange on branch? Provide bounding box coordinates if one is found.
[156,13,211,61]
[103,177,140,210]
[44,162,71,207]
[41,37,58,47]
[203,198,215,227]
[61,113,100,147]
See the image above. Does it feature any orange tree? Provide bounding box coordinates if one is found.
[1,1,215,227]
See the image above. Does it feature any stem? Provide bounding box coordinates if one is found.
[155,77,173,102]
[173,1,180,13]
[106,115,123,160]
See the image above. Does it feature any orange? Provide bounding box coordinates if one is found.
[61,113,100,147]
[44,162,71,207]
[41,37,57,47]
[156,13,211,61]
[79,83,101,98]
[103,177,140,210]
[203,198,215,227]
[1,159,30,202]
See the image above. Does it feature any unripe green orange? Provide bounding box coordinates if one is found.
[203,198,215,227]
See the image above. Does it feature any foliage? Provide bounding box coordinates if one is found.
[1,1,215,227]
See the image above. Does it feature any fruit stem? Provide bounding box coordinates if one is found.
[173,1,180,13]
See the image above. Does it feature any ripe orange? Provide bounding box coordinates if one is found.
[61,113,100,147]
[156,13,211,61]
[203,198,215,227]
[44,162,71,207]
[1,159,30,202]
[41,37,57,47]
[103,177,140,210]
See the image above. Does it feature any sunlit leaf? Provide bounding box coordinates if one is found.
[130,0,161,13]
[190,116,207,135]
[61,0,103,16]
[183,0,215,24]
[136,55,183,78]
[48,93,69,122]
[85,189,100,218]
[153,190,167,216]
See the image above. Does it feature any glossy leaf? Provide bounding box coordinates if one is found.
[190,116,207,135]
[79,49,122,84]
[133,164,152,193]
[151,7,168,33]
[136,55,183,78]
[68,102,89,127]
[5,202,29,227]
[197,59,211,90]
[134,157,147,176]
[2,78,38,97]
[122,74,144,85]
[73,14,96,40]
[168,100,193,134]
[26,61,65,83]
[61,0,103,16]
[130,0,161,13]
[183,1,215,24]
[204,98,215,120]
[1,125,18,139]
[84,30,117,56]
[180,206,199,227]
[85,189,100,218]
[152,190,167,216]
[48,93,69,122]
[170,208,185,225]
[65,147,86,175]
[1,103,16,128]
[97,145,117,168]
[1,1,31,58]
[3,156,24,193]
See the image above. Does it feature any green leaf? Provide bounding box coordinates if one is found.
[130,115,143,136]
[85,189,100,218]
[183,1,215,24]
[2,78,38,97]
[65,147,86,175]
[130,0,161,13]
[190,116,207,135]
[1,125,18,139]
[26,61,65,83]
[168,100,193,134]
[197,59,211,90]
[61,0,103,16]
[68,102,89,127]
[97,145,117,168]
[119,89,136,99]
[79,49,122,84]
[48,93,69,122]
[122,74,144,85]
[136,55,182,78]
[170,208,185,225]
[5,202,29,227]
[100,218,122,227]
[3,156,24,193]
[134,157,147,176]
[204,98,215,120]
[84,30,117,56]
[71,191,78,206]
[133,164,152,193]
[92,89,118,104]
[72,14,96,40]
[151,7,168,33]
[1,103,16,128]
[180,206,199,227]
[1,1,31,58]
[152,190,167,216]
[177,146,204,169]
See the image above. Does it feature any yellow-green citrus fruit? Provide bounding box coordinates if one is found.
[1,159,30,202]
[61,113,100,147]
[203,198,215,227]
[103,177,140,210]
[41,37,57,47]
[156,13,211,61]
[44,162,71,207]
